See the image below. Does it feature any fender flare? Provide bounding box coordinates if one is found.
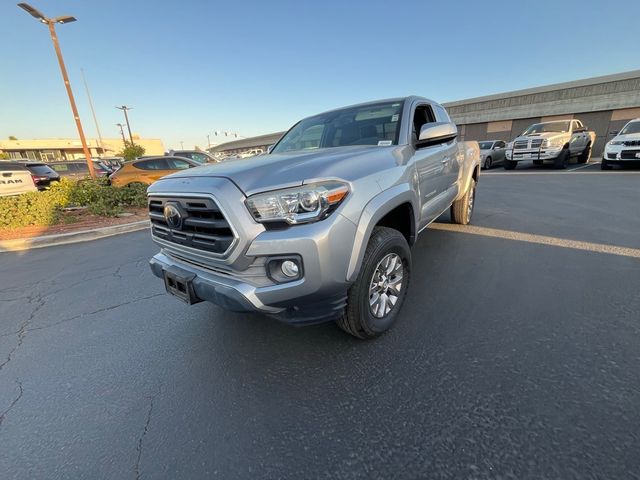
[345,183,418,282]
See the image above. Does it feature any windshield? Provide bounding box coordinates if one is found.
[620,121,640,135]
[522,121,570,135]
[271,101,403,154]
[478,142,493,150]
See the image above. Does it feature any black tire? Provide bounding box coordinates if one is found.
[533,160,543,166]
[577,143,592,164]
[450,179,477,225]
[336,227,411,339]
[483,157,492,170]
[504,159,517,170]
[601,160,611,170]
[554,149,569,169]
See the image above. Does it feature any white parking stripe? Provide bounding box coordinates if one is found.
[429,223,640,259]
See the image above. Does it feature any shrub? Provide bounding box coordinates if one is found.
[0,178,148,229]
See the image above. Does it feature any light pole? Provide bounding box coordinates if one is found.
[115,105,134,144]
[116,123,126,146]
[81,68,104,157]
[18,2,96,178]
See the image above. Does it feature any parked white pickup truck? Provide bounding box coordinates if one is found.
[504,119,596,169]
[0,162,37,196]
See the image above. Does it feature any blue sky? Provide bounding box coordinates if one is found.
[1,0,639,150]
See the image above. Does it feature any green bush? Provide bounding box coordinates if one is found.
[0,178,148,229]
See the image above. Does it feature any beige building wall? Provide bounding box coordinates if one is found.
[0,137,165,160]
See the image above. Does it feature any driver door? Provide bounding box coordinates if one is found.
[410,103,450,229]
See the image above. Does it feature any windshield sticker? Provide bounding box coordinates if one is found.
[378,140,392,146]
[391,114,399,122]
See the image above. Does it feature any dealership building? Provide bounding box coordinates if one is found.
[212,70,640,158]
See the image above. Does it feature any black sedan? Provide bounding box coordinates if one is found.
[19,162,61,190]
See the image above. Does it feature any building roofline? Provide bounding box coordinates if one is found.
[443,70,640,107]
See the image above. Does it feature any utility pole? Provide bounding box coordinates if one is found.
[18,3,96,178]
[180,141,184,149]
[116,123,126,146]
[207,134,211,148]
[115,105,134,144]
[81,68,104,157]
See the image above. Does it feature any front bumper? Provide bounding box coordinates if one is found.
[507,147,562,162]
[149,210,357,325]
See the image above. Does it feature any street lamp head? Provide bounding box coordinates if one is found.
[17,2,48,21]
[54,15,77,24]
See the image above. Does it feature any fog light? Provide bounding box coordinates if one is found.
[281,260,299,277]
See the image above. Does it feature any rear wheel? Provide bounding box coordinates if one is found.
[450,179,476,225]
[337,227,411,339]
[483,157,492,170]
[554,149,569,169]
[504,159,517,170]
[577,143,592,164]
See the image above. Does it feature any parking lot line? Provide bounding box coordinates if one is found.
[430,223,640,259]
[482,170,640,176]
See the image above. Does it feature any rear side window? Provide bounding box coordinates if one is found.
[50,163,69,172]
[165,158,192,169]
[134,159,168,170]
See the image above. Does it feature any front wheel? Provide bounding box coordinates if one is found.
[337,227,411,339]
[450,179,476,225]
[504,159,517,170]
[577,143,592,164]
[601,160,612,170]
[483,157,492,170]
[554,149,569,169]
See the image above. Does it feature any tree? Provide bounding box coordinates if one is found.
[8,136,17,140]
[0,152,9,160]
[117,142,146,161]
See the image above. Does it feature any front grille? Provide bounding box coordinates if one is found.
[530,139,543,148]
[623,140,640,147]
[514,140,528,149]
[148,196,235,255]
[620,150,640,160]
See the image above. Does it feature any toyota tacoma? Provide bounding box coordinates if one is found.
[148,97,480,338]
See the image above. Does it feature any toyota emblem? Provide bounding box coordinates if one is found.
[163,204,182,230]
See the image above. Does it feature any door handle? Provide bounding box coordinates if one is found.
[441,157,449,164]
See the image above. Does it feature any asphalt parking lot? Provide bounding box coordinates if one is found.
[1,167,640,479]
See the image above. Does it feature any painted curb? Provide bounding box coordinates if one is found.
[0,220,150,253]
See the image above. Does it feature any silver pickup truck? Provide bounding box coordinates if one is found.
[505,119,596,169]
[148,97,480,338]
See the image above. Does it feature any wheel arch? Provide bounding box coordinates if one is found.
[346,185,418,283]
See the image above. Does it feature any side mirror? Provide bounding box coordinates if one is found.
[574,127,586,133]
[417,122,457,148]
[493,145,502,150]
[267,144,275,154]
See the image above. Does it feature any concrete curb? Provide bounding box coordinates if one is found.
[0,220,150,253]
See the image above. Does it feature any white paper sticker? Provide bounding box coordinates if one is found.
[391,114,399,122]
[378,140,392,146]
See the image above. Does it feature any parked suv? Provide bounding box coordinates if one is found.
[147,97,481,338]
[602,118,640,169]
[19,162,60,190]
[505,119,596,169]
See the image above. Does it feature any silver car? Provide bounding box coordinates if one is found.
[479,140,507,169]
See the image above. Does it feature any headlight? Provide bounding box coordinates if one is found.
[609,140,624,145]
[543,138,564,148]
[245,181,349,224]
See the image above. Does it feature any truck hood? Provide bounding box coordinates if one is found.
[155,145,403,195]
[514,132,568,141]
[613,133,640,142]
